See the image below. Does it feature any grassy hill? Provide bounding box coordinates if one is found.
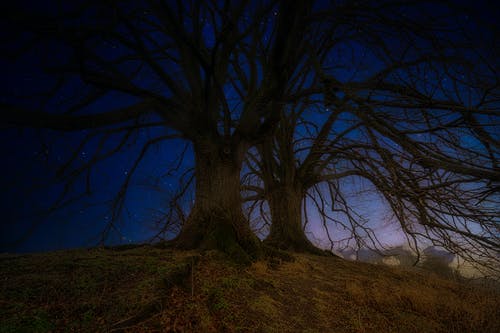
[1,245,499,332]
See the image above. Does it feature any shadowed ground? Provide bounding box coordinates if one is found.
[1,245,499,332]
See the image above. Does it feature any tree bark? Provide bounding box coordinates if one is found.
[264,184,324,254]
[174,138,260,263]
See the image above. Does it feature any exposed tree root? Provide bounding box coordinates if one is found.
[109,256,199,332]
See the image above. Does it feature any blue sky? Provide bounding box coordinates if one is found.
[0,0,496,254]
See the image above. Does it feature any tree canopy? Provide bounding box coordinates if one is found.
[1,0,498,269]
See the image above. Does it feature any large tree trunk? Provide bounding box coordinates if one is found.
[174,138,260,263]
[265,185,324,254]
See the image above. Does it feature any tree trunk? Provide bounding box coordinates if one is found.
[174,138,260,263]
[264,185,324,254]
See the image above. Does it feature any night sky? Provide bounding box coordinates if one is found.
[0,0,496,254]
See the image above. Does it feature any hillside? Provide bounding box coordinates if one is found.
[1,245,499,332]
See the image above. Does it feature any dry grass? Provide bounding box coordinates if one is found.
[1,246,499,332]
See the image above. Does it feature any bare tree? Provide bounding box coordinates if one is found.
[1,0,498,270]
[1,0,317,260]
[242,0,499,269]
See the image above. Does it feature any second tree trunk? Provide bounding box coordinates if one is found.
[265,185,323,254]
